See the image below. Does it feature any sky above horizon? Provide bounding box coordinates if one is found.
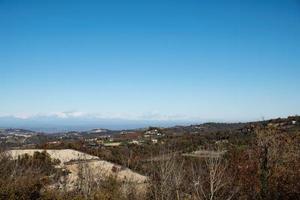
[1,0,300,123]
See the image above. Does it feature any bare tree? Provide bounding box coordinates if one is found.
[149,152,185,200]
[192,153,235,200]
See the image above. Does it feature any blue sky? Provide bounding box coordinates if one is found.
[0,0,300,124]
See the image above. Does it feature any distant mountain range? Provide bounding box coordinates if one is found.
[1,114,298,134]
[0,115,196,133]
[1,116,299,148]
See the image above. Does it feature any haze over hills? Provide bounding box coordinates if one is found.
[1,115,299,149]
[1,112,298,133]
[0,114,198,133]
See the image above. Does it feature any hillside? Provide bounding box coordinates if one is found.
[0,116,299,199]
[7,149,147,192]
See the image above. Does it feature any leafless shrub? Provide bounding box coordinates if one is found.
[149,152,185,200]
[191,151,236,200]
[75,155,141,200]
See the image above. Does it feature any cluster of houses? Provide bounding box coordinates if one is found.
[83,128,164,147]
[41,128,167,149]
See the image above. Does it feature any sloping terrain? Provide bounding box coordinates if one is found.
[7,149,147,191]
[8,149,99,165]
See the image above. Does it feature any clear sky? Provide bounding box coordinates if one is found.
[1,0,300,123]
